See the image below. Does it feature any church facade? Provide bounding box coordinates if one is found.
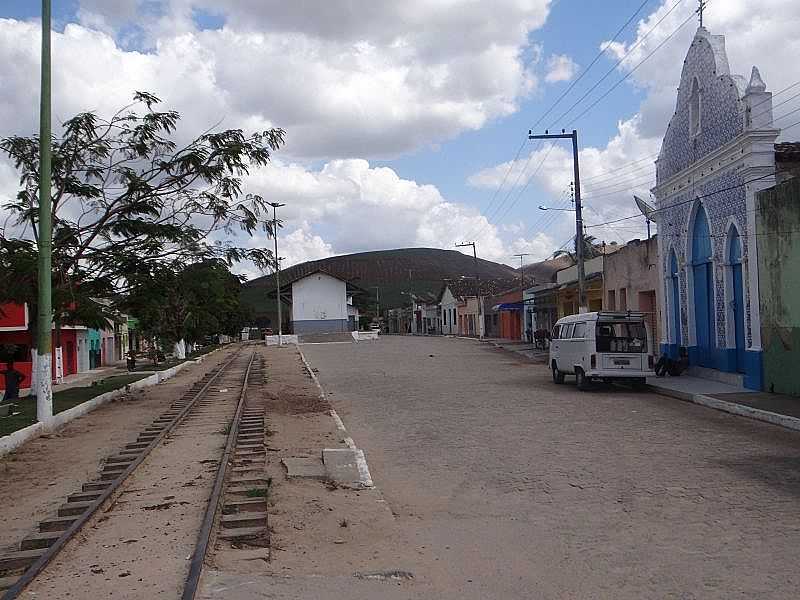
[653,26,779,390]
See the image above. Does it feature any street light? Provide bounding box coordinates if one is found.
[267,202,285,344]
[538,205,576,211]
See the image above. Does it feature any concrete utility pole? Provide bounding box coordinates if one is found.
[373,286,380,320]
[36,0,53,422]
[455,242,484,339]
[268,202,285,344]
[514,253,531,288]
[529,129,587,313]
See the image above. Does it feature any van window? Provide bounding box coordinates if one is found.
[561,324,574,339]
[596,322,647,353]
[552,324,560,339]
[572,322,586,339]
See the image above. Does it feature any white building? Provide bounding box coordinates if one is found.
[287,270,361,335]
[440,286,459,336]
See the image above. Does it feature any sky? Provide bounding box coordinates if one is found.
[1,0,799,277]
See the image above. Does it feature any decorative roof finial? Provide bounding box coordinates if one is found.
[747,66,767,94]
[697,0,707,28]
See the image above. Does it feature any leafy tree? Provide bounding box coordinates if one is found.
[123,259,251,358]
[0,92,283,357]
[552,234,602,262]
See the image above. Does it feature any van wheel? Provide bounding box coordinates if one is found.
[576,368,591,391]
[632,377,647,391]
[552,362,565,384]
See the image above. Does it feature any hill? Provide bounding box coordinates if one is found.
[242,247,520,321]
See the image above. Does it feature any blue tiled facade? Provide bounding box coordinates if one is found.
[654,28,772,390]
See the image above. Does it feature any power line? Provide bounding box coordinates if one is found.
[469,137,529,234]
[584,169,781,229]
[528,0,654,133]
[468,0,665,241]
[551,0,690,126]
[567,4,703,126]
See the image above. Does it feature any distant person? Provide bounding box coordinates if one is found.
[526,326,533,344]
[1,360,25,402]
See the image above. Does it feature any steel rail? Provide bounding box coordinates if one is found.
[1,347,245,600]
[181,350,257,600]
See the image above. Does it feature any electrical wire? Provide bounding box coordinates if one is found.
[551,0,691,126]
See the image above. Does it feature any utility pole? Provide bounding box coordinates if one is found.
[36,0,53,422]
[513,253,531,288]
[455,242,484,339]
[529,129,586,313]
[268,202,285,344]
[373,287,380,320]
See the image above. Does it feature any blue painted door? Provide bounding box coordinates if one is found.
[669,252,681,347]
[692,206,714,367]
[693,262,714,366]
[732,263,745,372]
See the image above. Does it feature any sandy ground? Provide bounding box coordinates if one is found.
[200,344,414,599]
[22,350,253,599]
[0,346,237,556]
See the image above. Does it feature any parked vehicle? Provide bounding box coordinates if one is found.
[549,311,655,390]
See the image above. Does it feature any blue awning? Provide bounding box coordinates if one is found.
[492,302,524,311]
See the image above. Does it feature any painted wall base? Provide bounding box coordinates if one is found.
[292,319,349,335]
[661,343,762,390]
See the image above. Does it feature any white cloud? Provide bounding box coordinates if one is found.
[0,0,558,161]
[467,0,800,252]
[603,0,800,139]
[544,54,578,83]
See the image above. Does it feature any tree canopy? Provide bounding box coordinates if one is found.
[0,92,283,345]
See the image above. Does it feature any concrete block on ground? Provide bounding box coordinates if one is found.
[282,457,327,480]
[322,448,373,489]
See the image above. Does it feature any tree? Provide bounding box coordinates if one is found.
[123,259,251,358]
[552,234,602,262]
[0,92,284,357]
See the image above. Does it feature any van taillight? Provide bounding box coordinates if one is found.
[648,355,654,369]
[590,354,596,369]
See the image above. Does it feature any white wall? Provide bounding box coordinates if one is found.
[292,273,348,322]
[440,287,459,335]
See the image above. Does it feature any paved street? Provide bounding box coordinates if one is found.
[303,336,800,599]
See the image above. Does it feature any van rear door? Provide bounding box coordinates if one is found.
[595,321,646,370]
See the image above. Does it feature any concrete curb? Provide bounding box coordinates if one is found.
[296,346,374,488]
[0,346,225,458]
[648,383,800,433]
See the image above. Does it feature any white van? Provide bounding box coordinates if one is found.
[549,311,655,391]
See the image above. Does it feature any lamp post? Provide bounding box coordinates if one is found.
[36,0,53,422]
[268,202,285,344]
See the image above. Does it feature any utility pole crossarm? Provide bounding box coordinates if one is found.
[513,253,531,288]
[455,241,484,339]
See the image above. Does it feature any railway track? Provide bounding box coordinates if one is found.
[0,346,270,599]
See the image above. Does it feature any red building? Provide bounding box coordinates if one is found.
[488,289,524,341]
[0,303,82,392]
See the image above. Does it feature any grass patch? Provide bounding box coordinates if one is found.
[244,480,272,498]
[0,373,149,438]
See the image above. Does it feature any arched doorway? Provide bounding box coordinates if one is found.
[692,205,715,366]
[669,251,681,348]
[728,228,746,372]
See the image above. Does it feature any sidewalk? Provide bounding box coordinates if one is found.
[648,375,800,432]
[482,338,549,363]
